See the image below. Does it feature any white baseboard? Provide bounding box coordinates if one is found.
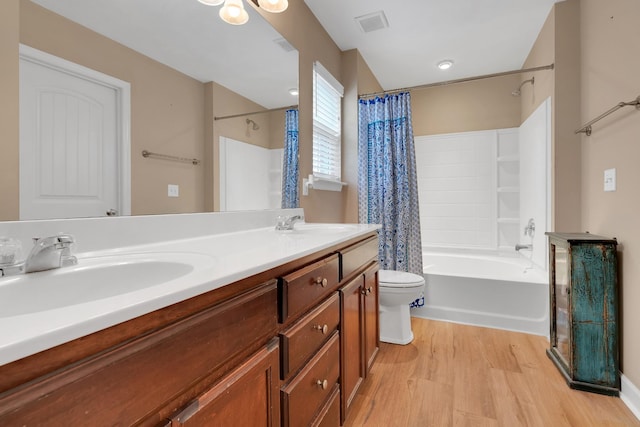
[621,374,640,421]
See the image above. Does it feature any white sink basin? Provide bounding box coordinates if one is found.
[0,252,214,317]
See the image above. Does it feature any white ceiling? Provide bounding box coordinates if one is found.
[30,0,559,108]
[31,0,299,110]
[304,0,559,91]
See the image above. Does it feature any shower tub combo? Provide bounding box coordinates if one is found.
[411,251,549,336]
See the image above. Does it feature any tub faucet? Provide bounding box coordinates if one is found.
[524,218,536,238]
[275,215,304,231]
[515,243,533,251]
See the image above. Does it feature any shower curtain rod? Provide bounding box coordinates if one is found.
[358,63,554,99]
[214,104,298,121]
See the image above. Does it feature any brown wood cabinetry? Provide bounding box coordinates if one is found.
[338,237,380,424]
[281,332,340,427]
[339,275,365,419]
[278,254,340,323]
[280,293,340,379]
[0,232,379,426]
[0,282,278,426]
[170,337,280,426]
[278,252,342,427]
[362,264,380,374]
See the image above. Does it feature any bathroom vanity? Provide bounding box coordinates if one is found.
[0,213,379,426]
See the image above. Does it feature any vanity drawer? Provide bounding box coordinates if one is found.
[341,236,378,281]
[281,332,340,427]
[279,254,339,323]
[313,383,341,427]
[280,292,340,379]
[0,282,278,426]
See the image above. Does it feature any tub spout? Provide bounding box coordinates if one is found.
[515,244,533,251]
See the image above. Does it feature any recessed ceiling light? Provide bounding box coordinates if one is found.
[437,60,454,70]
[288,88,299,96]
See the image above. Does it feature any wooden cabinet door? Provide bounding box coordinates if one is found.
[339,275,364,423]
[170,338,280,427]
[363,264,380,376]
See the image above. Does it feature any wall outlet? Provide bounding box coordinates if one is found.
[604,168,616,192]
[168,184,180,197]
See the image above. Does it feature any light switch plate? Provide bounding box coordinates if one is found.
[604,168,616,192]
[168,184,180,197]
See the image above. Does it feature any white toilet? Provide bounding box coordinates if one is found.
[378,269,426,345]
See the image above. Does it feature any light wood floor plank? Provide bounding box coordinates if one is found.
[343,318,640,427]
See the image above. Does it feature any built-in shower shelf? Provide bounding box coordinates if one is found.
[497,187,519,193]
[497,218,519,224]
[497,155,519,163]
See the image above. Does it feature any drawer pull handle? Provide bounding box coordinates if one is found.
[361,286,373,296]
[316,379,328,390]
[315,277,328,288]
[313,324,329,334]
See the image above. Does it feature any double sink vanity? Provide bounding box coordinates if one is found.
[0,210,380,426]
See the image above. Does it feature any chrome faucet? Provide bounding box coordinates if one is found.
[0,234,77,277]
[515,243,533,251]
[275,215,304,231]
[25,235,78,273]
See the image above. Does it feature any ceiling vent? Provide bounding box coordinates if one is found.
[273,37,296,53]
[355,11,389,33]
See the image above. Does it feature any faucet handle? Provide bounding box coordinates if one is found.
[55,234,75,245]
[0,237,22,266]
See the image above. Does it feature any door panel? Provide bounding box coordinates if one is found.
[20,57,119,219]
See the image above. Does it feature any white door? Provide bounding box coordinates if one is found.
[19,48,129,219]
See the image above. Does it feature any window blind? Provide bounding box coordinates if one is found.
[313,62,343,181]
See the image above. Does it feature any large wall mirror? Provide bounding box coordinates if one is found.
[7,0,298,221]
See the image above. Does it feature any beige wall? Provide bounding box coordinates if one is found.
[411,75,522,136]
[553,0,582,232]
[0,0,19,220]
[257,0,344,222]
[521,0,582,233]
[16,1,207,217]
[579,0,640,389]
[524,0,640,389]
[340,49,383,223]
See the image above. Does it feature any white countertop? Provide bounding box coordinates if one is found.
[0,223,379,366]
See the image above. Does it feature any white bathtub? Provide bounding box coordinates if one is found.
[411,251,549,336]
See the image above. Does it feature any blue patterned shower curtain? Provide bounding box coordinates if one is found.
[281,109,299,208]
[358,92,423,280]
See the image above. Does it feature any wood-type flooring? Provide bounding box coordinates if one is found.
[344,318,639,427]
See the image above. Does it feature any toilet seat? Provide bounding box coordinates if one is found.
[378,270,425,288]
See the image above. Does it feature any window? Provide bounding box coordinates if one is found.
[312,61,344,184]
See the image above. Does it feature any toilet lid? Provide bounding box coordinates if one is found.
[378,269,425,288]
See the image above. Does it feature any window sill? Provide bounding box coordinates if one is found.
[303,174,347,195]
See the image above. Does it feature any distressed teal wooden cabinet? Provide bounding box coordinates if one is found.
[545,232,619,395]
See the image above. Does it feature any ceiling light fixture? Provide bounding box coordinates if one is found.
[288,88,299,96]
[437,60,454,70]
[198,0,224,5]
[198,0,288,25]
[258,0,288,14]
[219,0,249,25]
